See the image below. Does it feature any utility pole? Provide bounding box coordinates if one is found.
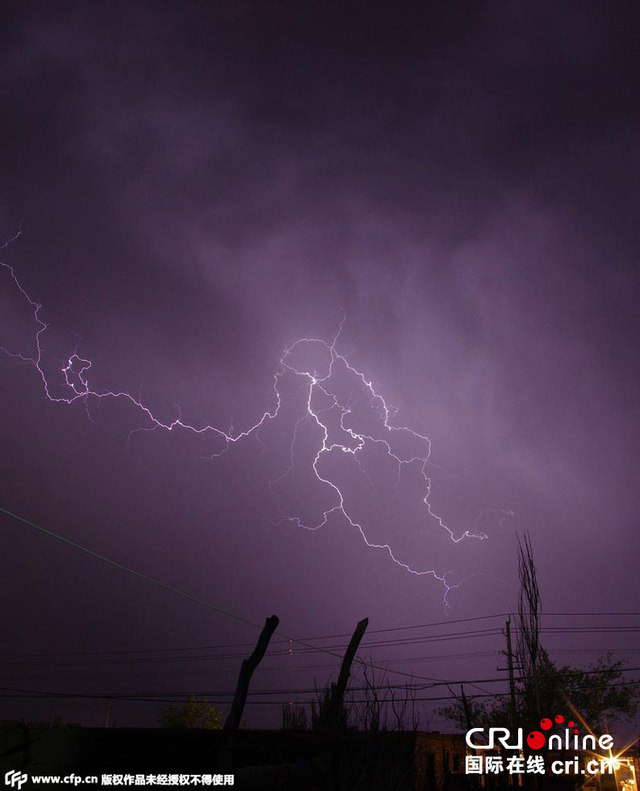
[505,618,517,731]
[460,685,472,731]
[501,619,520,791]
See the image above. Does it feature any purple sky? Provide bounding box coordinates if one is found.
[1,2,638,732]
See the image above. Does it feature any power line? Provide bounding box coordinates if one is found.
[2,625,638,669]
[0,626,505,661]
[0,505,367,663]
[542,613,640,617]
[3,649,638,687]
[1,666,636,702]
[0,680,636,707]
[4,505,639,692]
[0,505,453,685]
[3,613,636,660]
[0,505,265,630]
[0,628,507,668]
[0,614,513,659]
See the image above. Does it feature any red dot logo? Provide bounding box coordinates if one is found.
[568,721,575,728]
[555,714,564,724]
[527,731,546,750]
[540,718,552,731]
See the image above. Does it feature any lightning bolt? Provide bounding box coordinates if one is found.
[1,239,493,606]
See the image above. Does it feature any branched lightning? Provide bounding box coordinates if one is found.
[272,325,489,604]
[1,242,491,606]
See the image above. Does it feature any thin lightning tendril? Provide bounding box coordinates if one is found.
[272,325,489,606]
[1,239,490,606]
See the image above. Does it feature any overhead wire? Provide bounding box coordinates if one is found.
[0,505,472,684]
[3,505,638,696]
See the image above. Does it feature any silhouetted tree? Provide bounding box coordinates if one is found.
[281,703,308,731]
[158,694,223,729]
[441,533,639,731]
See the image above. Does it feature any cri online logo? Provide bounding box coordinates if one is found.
[528,714,578,750]
[466,713,615,753]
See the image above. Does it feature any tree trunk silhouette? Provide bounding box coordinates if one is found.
[223,614,279,731]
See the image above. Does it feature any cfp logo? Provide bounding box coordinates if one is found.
[4,771,28,789]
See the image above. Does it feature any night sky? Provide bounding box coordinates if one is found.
[1,2,639,733]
